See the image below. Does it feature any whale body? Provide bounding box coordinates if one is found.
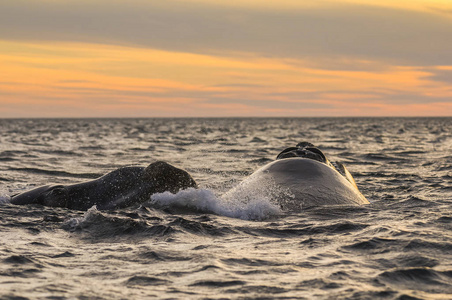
[11,142,368,213]
[10,161,197,211]
[224,157,369,211]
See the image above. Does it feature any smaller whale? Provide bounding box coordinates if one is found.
[10,161,197,210]
[223,142,369,210]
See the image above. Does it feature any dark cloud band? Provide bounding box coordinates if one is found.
[1,1,451,65]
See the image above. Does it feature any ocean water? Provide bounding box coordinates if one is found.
[0,117,451,299]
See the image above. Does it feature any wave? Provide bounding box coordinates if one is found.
[8,167,101,179]
[168,217,235,236]
[35,149,82,156]
[378,267,452,292]
[62,207,175,238]
[149,188,281,221]
[0,194,11,205]
[190,280,245,288]
[125,276,170,286]
[61,202,243,239]
[245,221,368,238]
[342,237,400,253]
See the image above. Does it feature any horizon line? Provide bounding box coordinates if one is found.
[1,116,450,120]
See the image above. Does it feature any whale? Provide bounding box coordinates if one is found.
[10,161,197,211]
[223,142,369,210]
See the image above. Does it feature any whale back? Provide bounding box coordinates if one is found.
[10,162,198,211]
[223,158,369,211]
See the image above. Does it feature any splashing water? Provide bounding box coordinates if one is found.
[0,193,11,205]
[150,188,282,220]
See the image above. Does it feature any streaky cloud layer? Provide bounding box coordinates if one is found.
[0,0,451,117]
[1,0,452,65]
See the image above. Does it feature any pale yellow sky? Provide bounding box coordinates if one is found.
[0,0,451,117]
[182,0,452,12]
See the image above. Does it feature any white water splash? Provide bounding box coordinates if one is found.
[150,188,281,221]
[0,193,11,205]
[63,205,101,230]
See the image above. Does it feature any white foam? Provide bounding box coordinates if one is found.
[150,188,281,221]
[64,205,100,230]
[0,192,11,205]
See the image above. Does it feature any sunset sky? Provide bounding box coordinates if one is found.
[1,0,451,117]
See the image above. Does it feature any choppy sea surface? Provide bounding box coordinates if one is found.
[0,117,451,299]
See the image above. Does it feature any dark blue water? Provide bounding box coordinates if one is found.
[0,118,451,299]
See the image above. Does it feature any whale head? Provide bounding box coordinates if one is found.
[144,161,198,194]
[276,142,328,164]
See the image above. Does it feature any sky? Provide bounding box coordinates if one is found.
[1,0,451,117]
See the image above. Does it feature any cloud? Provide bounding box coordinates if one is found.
[423,67,452,84]
[1,33,451,118]
[1,0,452,65]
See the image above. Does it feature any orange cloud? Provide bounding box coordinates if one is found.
[1,40,451,117]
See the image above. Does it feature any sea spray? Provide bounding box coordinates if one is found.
[150,188,281,220]
[63,205,100,231]
[62,206,166,237]
[0,194,11,205]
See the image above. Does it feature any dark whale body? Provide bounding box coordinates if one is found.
[11,142,367,212]
[11,161,197,210]
[224,142,369,210]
